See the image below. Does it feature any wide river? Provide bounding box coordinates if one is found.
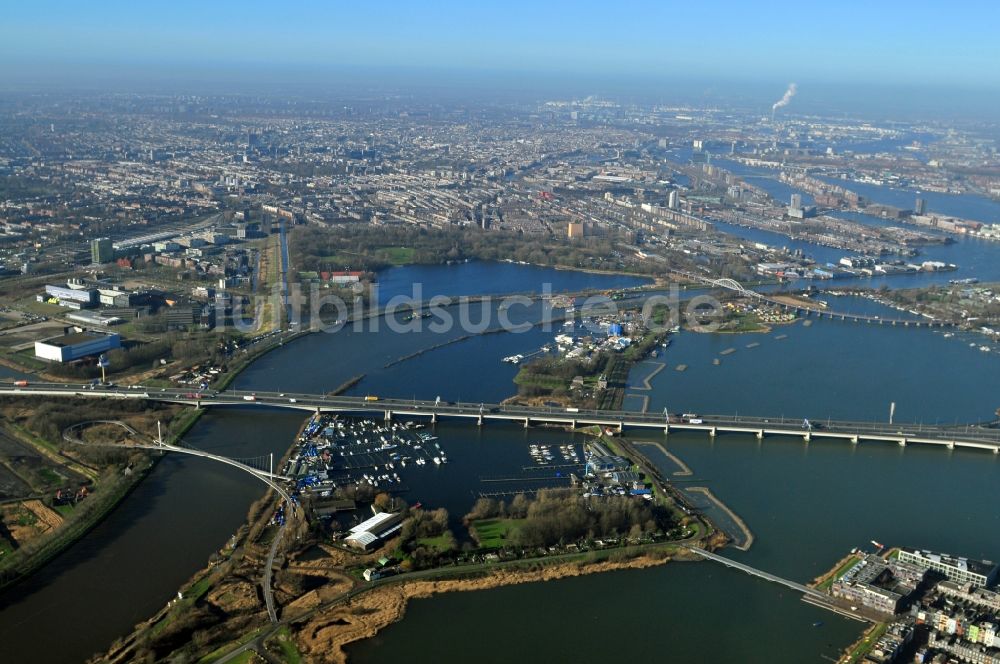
[0,245,997,663]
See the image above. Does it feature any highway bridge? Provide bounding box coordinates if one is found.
[62,420,293,623]
[6,382,1000,454]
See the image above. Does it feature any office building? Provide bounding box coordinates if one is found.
[90,237,114,264]
[915,197,927,215]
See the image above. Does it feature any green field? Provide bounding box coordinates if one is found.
[417,533,455,552]
[471,518,522,549]
[267,626,303,664]
[378,246,415,265]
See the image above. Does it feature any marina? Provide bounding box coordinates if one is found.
[285,415,449,496]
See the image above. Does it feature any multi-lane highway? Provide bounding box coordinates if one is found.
[4,381,1000,453]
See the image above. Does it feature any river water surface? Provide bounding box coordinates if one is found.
[0,253,998,662]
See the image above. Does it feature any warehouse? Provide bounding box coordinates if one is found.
[44,284,97,306]
[343,511,405,551]
[34,331,121,363]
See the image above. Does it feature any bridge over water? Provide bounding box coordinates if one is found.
[667,269,953,328]
[684,546,826,600]
[62,420,293,623]
[8,383,1000,455]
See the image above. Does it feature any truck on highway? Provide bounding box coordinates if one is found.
[243,394,257,402]
[364,395,380,402]
[13,380,28,387]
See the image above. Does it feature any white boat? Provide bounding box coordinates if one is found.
[433,457,441,465]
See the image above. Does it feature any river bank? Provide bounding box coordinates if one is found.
[0,402,201,593]
[304,546,686,664]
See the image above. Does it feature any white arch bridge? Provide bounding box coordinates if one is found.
[62,420,293,624]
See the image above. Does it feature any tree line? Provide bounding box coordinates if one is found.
[466,489,670,549]
[289,224,652,276]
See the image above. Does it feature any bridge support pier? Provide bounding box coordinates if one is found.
[756,430,764,440]
[994,447,999,455]
[709,427,717,438]
[947,441,955,450]
[384,410,392,422]
[571,419,577,429]
[524,417,530,429]
[664,424,670,435]
[195,400,201,409]
[477,414,483,426]
[898,437,907,447]
[803,432,811,442]
[850,435,859,444]
[618,422,624,433]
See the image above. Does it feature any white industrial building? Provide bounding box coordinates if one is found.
[34,331,121,363]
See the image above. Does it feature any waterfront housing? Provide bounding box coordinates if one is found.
[899,548,999,588]
[831,553,927,615]
[832,547,1000,663]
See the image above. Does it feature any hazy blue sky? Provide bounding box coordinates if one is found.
[2,1,998,90]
